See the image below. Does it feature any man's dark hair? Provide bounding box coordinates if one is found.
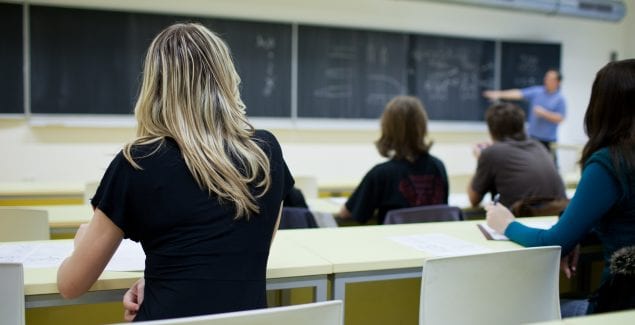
[485,103,527,142]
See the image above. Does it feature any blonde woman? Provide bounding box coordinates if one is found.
[57,23,294,321]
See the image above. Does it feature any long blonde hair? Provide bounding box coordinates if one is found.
[123,23,270,218]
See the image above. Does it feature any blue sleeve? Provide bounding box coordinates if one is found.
[521,86,541,101]
[555,97,566,117]
[505,161,620,254]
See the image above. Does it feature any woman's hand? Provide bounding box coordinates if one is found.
[560,245,580,279]
[123,278,145,322]
[485,203,515,234]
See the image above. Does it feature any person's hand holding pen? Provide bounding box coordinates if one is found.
[485,193,515,234]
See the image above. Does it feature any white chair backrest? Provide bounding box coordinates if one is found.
[420,246,561,325]
[84,181,100,204]
[294,176,319,199]
[0,263,25,325]
[111,300,343,325]
[0,208,49,241]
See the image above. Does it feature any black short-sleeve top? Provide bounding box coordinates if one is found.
[91,130,294,321]
[345,154,448,224]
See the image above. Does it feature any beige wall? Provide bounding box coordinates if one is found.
[1,0,633,189]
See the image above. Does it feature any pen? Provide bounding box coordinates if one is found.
[493,193,500,205]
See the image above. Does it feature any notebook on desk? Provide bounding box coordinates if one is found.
[478,220,556,240]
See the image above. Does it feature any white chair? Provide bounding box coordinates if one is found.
[0,263,25,325]
[420,246,561,325]
[0,208,49,241]
[110,300,343,325]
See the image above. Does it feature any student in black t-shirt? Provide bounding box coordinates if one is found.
[337,96,449,224]
[56,23,294,321]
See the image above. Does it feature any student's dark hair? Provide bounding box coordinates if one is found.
[547,68,563,82]
[580,59,635,176]
[375,96,432,162]
[485,103,527,142]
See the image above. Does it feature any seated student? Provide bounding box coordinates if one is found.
[57,23,294,321]
[486,59,635,315]
[283,187,309,208]
[337,96,449,224]
[468,102,567,209]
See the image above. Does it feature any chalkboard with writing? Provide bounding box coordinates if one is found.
[14,4,562,122]
[501,41,561,89]
[409,34,495,121]
[0,3,23,114]
[297,25,408,119]
[500,41,561,114]
[30,6,291,117]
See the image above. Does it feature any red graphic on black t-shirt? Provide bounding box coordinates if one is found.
[399,175,444,206]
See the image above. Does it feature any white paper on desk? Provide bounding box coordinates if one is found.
[0,239,145,271]
[478,220,557,241]
[389,233,491,257]
[0,241,72,268]
[105,239,145,271]
[328,197,347,205]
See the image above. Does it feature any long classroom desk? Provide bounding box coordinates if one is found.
[20,235,332,308]
[18,215,555,308]
[0,182,85,206]
[307,193,491,215]
[25,205,93,236]
[279,217,551,304]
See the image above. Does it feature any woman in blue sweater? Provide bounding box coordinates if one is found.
[486,59,635,313]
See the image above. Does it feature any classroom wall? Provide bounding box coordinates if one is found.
[1,0,633,188]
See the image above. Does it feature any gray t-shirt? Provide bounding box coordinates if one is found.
[471,139,566,207]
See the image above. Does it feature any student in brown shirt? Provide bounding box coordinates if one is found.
[468,103,566,208]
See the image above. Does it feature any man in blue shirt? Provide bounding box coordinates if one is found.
[483,69,566,160]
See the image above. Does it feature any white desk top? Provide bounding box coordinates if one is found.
[19,205,93,229]
[19,235,332,296]
[279,218,551,273]
[307,198,342,214]
[307,194,484,214]
[0,182,85,206]
[18,217,556,297]
[0,182,84,197]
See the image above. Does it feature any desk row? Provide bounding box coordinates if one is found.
[1,218,541,308]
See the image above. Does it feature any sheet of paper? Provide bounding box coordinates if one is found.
[0,241,72,268]
[105,239,145,271]
[389,233,492,257]
[0,239,145,271]
[328,197,347,205]
[478,220,557,240]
